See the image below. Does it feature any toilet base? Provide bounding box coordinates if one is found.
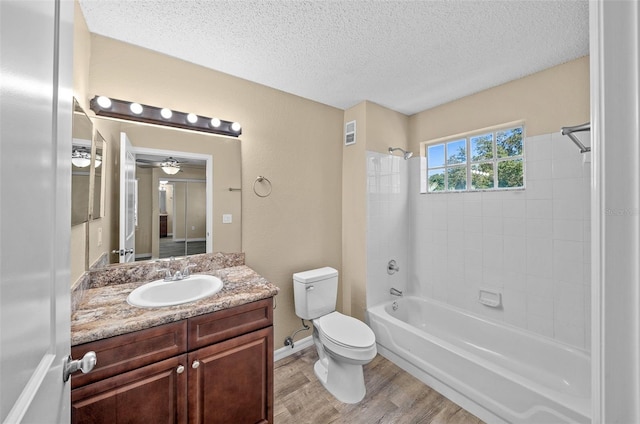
[313,356,366,404]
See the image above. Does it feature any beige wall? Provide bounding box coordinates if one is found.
[80,33,343,346]
[70,224,86,282]
[409,56,590,150]
[73,0,91,113]
[342,101,409,320]
[366,102,410,155]
[342,102,367,318]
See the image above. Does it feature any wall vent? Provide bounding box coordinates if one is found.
[345,120,356,145]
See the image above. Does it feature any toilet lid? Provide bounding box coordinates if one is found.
[316,312,375,348]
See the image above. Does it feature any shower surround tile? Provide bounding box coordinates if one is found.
[366,131,591,351]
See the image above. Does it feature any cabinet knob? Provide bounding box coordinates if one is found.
[192,360,200,369]
[176,365,185,374]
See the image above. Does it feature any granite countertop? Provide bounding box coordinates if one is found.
[71,265,279,346]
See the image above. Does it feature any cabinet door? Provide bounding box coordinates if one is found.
[72,354,188,424]
[188,327,273,424]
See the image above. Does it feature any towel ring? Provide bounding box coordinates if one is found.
[253,176,272,198]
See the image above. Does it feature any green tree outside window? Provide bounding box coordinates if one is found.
[425,125,524,192]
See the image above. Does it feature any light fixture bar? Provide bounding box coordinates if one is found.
[89,96,242,137]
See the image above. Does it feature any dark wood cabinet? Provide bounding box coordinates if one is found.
[71,298,273,424]
[188,327,273,424]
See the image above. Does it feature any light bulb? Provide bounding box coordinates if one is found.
[161,165,180,175]
[161,158,180,175]
[187,113,198,124]
[96,96,112,109]
[71,150,91,168]
[231,122,241,132]
[160,108,172,119]
[130,103,143,115]
[210,117,221,128]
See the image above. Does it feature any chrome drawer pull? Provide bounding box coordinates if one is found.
[63,351,97,382]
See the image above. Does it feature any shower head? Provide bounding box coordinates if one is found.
[388,147,413,160]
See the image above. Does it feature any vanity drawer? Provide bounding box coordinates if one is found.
[188,298,273,350]
[71,320,187,388]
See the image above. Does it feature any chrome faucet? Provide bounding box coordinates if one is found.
[156,266,173,281]
[156,257,174,281]
[156,258,195,281]
[390,287,403,297]
[182,263,196,278]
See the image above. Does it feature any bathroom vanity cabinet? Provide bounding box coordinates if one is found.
[71,298,273,424]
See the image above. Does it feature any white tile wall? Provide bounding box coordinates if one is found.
[366,152,409,308]
[366,131,591,351]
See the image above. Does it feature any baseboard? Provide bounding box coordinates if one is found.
[274,336,314,362]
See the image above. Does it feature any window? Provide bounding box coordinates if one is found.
[422,124,524,193]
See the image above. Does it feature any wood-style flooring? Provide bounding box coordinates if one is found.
[158,238,206,258]
[274,346,485,424]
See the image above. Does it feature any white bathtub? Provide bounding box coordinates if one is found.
[367,296,590,424]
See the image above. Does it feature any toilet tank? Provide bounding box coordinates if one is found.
[293,267,338,320]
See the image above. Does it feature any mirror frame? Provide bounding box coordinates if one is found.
[90,130,106,221]
[72,99,93,227]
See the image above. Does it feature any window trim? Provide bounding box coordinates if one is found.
[420,120,526,193]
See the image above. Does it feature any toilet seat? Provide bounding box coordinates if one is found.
[316,312,376,348]
[314,312,376,362]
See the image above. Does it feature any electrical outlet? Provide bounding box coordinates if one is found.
[222,214,232,224]
[97,227,102,246]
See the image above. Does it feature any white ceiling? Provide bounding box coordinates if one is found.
[79,0,589,115]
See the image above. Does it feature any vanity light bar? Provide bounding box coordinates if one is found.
[89,96,242,137]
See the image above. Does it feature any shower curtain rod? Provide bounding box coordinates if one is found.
[561,122,591,153]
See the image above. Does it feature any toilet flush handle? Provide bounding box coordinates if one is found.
[306,285,314,291]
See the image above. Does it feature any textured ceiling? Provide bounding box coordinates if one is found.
[79,0,589,115]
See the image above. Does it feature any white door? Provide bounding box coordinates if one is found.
[0,0,73,422]
[119,133,137,263]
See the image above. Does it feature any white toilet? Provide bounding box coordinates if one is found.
[293,267,377,404]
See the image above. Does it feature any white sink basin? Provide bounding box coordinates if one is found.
[127,274,223,308]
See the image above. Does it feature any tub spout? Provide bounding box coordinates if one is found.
[390,287,403,297]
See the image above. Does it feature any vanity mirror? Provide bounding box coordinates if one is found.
[89,118,242,268]
[133,150,208,261]
[71,100,93,226]
[91,131,106,220]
